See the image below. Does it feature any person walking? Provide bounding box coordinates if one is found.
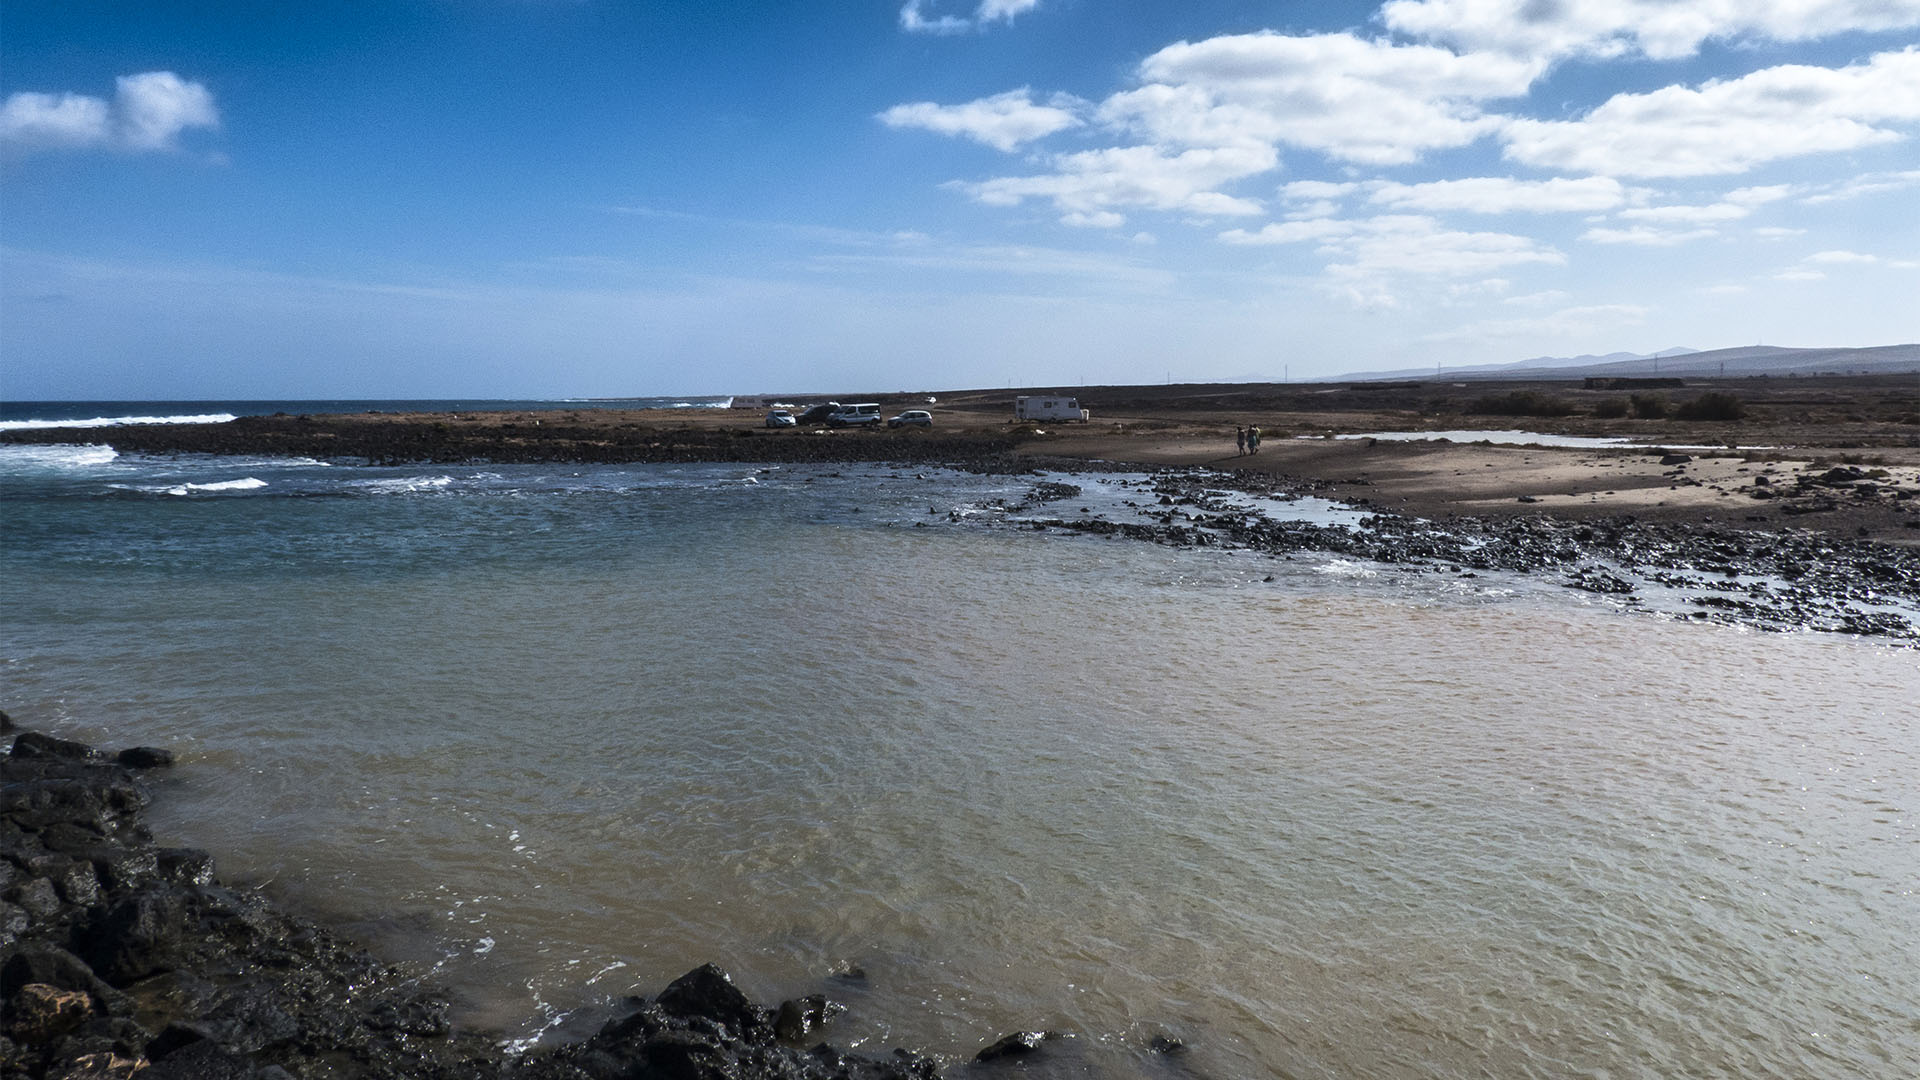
[1248,425,1262,454]
[1235,426,1246,456]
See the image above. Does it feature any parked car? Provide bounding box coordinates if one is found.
[764,410,796,428]
[827,403,883,428]
[887,410,932,429]
[796,402,841,425]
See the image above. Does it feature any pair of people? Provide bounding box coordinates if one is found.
[1235,425,1262,455]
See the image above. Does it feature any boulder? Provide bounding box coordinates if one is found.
[10,732,96,761]
[79,886,194,985]
[116,747,174,769]
[654,963,768,1042]
[8,983,92,1044]
[774,994,844,1043]
[975,1030,1050,1061]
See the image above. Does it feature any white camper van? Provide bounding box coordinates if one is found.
[1014,396,1090,422]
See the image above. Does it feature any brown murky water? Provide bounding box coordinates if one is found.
[6,458,1916,1078]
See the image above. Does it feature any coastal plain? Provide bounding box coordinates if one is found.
[13,374,1916,544]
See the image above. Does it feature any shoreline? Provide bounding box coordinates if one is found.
[6,404,1917,642]
[5,380,1918,546]
[0,721,1002,1079]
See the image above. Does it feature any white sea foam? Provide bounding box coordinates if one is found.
[353,475,455,494]
[1315,558,1379,578]
[162,478,269,495]
[0,413,238,431]
[0,443,119,468]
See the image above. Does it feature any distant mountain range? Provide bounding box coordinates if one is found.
[1340,343,1920,381]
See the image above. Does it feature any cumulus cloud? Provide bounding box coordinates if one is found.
[878,89,1081,152]
[1222,214,1567,279]
[1615,184,1793,223]
[1804,249,1920,267]
[958,143,1274,226]
[1501,48,1920,177]
[1582,225,1720,245]
[1102,32,1537,165]
[1381,0,1920,61]
[2,71,217,155]
[1367,176,1629,213]
[1801,168,1920,204]
[901,0,1040,34]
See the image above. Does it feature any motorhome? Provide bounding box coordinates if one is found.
[1014,396,1090,422]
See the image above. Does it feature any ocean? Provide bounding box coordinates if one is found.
[0,397,736,431]
[2,406,1916,1078]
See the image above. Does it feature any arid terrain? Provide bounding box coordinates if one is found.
[12,373,1916,545]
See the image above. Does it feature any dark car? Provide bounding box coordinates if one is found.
[796,402,841,425]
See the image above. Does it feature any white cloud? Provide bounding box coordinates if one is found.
[1801,168,1920,203]
[879,89,1082,152]
[1753,226,1805,238]
[1501,48,1920,177]
[1367,176,1629,213]
[1582,225,1719,245]
[1,71,217,155]
[1223,213,1567,280]
[1701,283,1749,295]
[0,92,111,150]
[1382,0,1920,61]
[1775,268,1827,280]
[900,0,1040,34]
[1219,218,1357,245]
[1617,186,1790,223]
[1102,32,1537,165]
[1328,215,1566,276]
[958,143,1274,223]
[1804,249,1920,267]
[1280,180,1360,202]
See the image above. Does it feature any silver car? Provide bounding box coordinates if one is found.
[765,410,796,428]
[887,410,932,429]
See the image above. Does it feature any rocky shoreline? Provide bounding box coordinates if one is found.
[1,717,1010,1080]
[1001,466,1920,642]
[6,410,1915,641]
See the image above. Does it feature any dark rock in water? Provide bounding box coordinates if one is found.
[116,747,174,769]
[0,709,13,732]
[826,960,869,984]
[1147,1033,1186,1053]
[1660,453,1692,466]
[975,1030,1050,1061]
[654,962,769,1041]
[156,848,216,887]
[775,994,845,1043]
[10,732,96,761]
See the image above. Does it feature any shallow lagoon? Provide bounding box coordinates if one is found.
[4,450,1915,1078]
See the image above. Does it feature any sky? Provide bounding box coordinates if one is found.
[2,1,1917,399]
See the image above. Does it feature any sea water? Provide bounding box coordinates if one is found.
[2,440,1916,1079]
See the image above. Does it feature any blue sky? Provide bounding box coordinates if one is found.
[3,1,1917,399]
